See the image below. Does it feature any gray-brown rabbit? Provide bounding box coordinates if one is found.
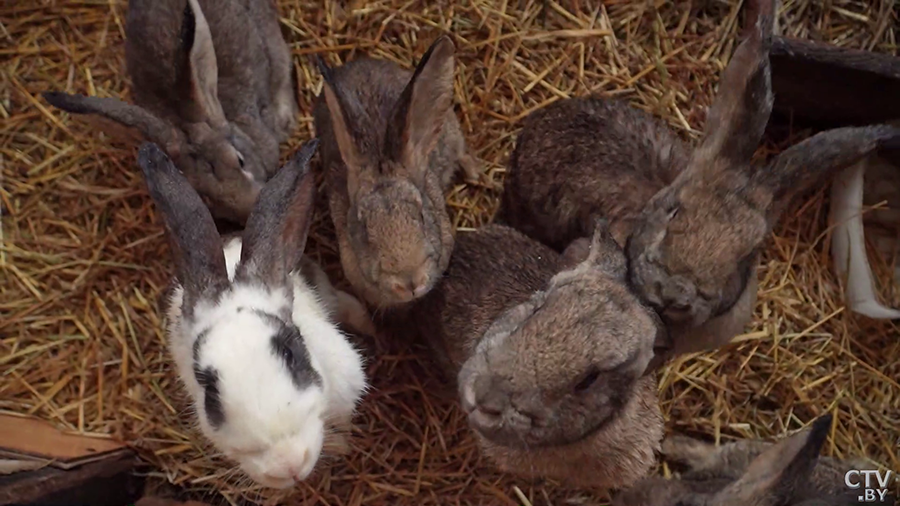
[612,414,893,506]
[394,221,668,489]
[313,35,485,308]
[497,0,900,358]
[43,0,298,225]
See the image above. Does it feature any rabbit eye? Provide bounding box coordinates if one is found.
[281,345,295,369]
[575,368,601,392]
[237,152,245,168]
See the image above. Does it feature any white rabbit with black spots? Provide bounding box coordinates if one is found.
[140,139,371,489]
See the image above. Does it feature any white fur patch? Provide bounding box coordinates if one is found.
[164,237,367,487]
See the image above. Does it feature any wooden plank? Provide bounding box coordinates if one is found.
[0,452,143,506]
[0,415,128,469]
[770,36,900,129]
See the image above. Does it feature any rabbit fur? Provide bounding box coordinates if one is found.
[141,140,371,489]
[612,414,891,506]
[313,35,486,308]
[43,0,298,225]
[497,0,900,359]
[393,222,667,489]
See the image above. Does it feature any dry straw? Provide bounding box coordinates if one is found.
[2,0,899,505]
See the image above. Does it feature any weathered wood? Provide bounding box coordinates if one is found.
[0,415,143,505]
[0,415,128,470]
[770,36,900,129]
[0,453,144,506]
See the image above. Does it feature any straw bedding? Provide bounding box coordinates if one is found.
[2,1,899,505]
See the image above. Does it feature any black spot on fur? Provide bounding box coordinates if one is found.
[252,309,284,327]
[194,366,225,429]
[191,328,211,364]
[269,323,321,390]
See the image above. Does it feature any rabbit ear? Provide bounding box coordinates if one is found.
[691,0,775,169]
[43,92,186,157]
[755,125,900,224]
[178,0,227,127]
[577,218,674,374]
[560,237,591,269]
[137,142,228,313]
[384,35,456,177]
[584,218,627,280]
[711,414,832,506]
[645,322,673,374]
[317,57,368,198]
[235,139,320,287]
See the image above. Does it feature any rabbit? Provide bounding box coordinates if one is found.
[42,0,298,225]
[392,220,669,489]
[497,0,900,358]
[138,138,372,489]
[612,413,893,506]
[312,35,488,308]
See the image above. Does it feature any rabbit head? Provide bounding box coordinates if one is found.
[43,0,272,224]
[627,0,900,331]
[316,36,458,305]
[143,139,367,489]
[625,0,777,329]
[457,220,669,449]
[613,414,883,506]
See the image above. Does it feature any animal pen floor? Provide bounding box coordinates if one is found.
[3,1,899,505]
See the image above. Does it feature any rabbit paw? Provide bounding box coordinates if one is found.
[459,152,498,189]
[336,289,377,337]
[661,434,716,469]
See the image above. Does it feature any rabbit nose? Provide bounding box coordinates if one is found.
[390,277,430,300]
[510,397,545,426]
[291,448,315,481]
[660,279,695,308]
[390,280,415,300]
[291,468,308,482]
[472,375,508,416]
[412,283,429,298]
[412,269,430,296]
[668,302,690,312]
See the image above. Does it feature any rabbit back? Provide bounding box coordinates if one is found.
[397,223,665,489]
[240,0,298,139]
[498,96,690,251]
[402,224,563,372]
[126,0,285,166]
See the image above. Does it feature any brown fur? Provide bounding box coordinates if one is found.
[612,415,884,506]
[498,0,899,359]
[394,223,665,490]
[498,97,690,251]
[313,36,485,308]
[43,0,297,225]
